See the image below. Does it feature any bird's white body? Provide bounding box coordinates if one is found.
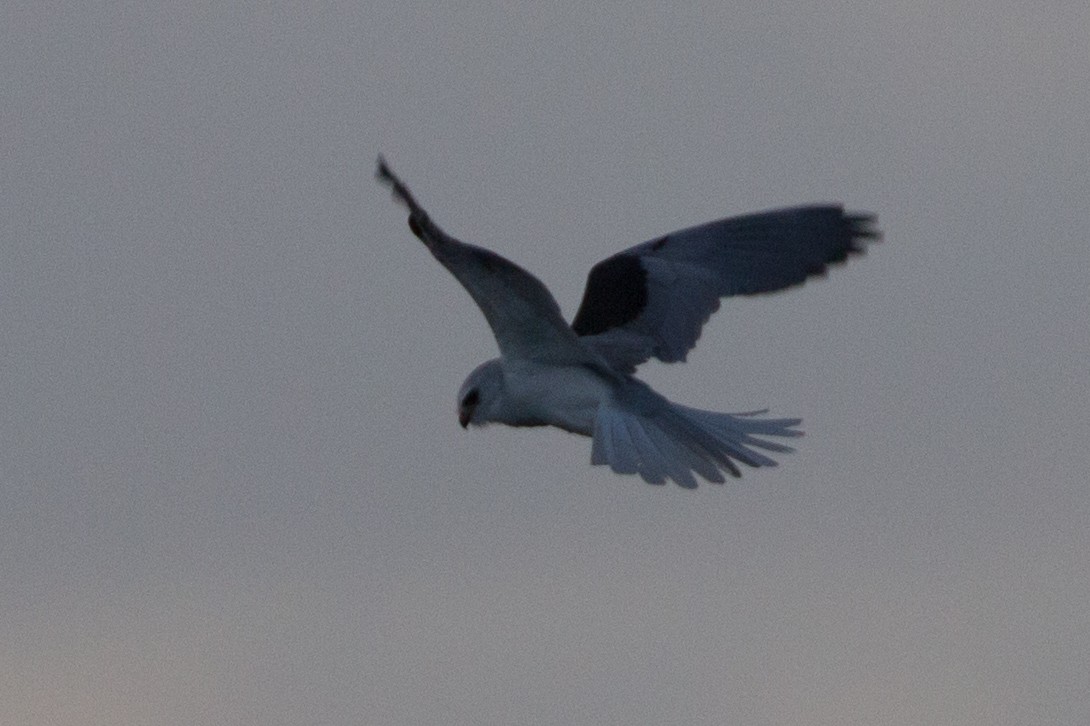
[493,359,613,435]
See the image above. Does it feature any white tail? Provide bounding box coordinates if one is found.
[591,401,802,488]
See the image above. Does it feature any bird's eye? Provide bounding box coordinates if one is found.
[462,389,480,408]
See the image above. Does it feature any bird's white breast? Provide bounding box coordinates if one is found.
[500,360,613,435]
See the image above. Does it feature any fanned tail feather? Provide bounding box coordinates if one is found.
[591,402,802,488]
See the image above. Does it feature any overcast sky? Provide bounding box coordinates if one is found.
[2,3,1088,725]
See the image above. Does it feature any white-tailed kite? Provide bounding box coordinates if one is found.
[377,158,879,488]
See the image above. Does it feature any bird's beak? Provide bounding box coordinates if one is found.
[458,408,471,429]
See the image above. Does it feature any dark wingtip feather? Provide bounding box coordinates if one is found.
[847,212,883,246]
[375,155,402,198]
[375,154,392,182]
[822,210,882,267]
[375,156,423,215]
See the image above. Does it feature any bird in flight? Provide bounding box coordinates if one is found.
[377,158,879,487]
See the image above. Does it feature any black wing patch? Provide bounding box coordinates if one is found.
[570,253,648,336]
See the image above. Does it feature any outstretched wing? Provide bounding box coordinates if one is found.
[571,206,880,370]
[377,158,598,365]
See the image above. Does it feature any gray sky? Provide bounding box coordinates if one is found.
[2,3,1088,725]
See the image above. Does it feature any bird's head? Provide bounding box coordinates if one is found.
[456,359,504,429]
